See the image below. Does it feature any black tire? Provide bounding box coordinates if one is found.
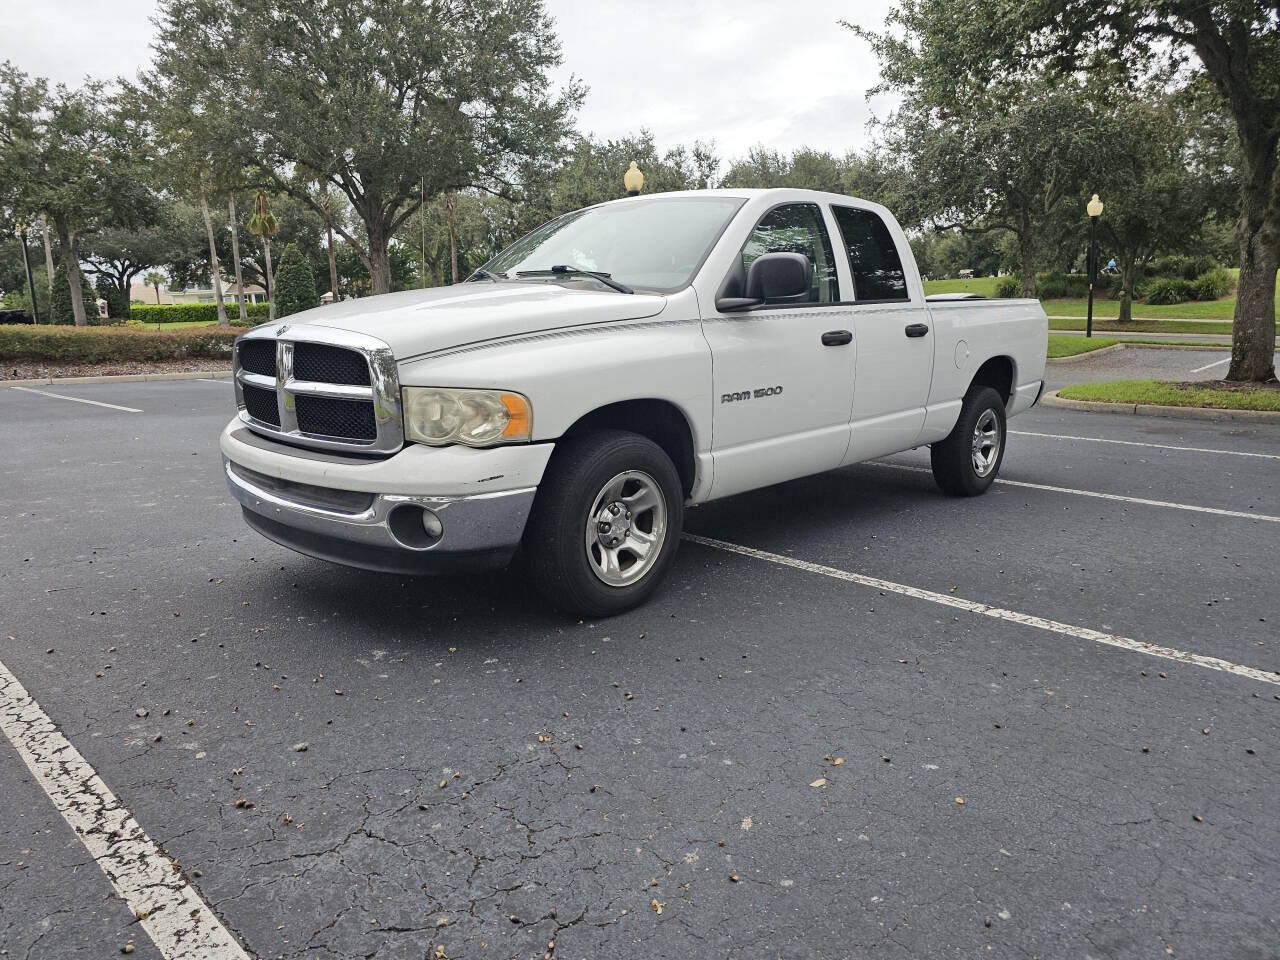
[524,430,684,617]
[930,386,1007,497]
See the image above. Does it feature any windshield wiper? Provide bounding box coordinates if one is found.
[466,268,506,283]
[515,264,633,294]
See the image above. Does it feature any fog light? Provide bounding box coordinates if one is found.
[387,504,443,549]
[421,509,443,539]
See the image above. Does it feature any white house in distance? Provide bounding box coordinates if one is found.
[130,280,268,306]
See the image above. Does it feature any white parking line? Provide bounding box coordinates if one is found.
[9,386,141,412]
[0,659,250,960]
[1010,430,1280,462]
[1190,357,1231,374]
[870,461,1280,523]
[684,534,1279,686]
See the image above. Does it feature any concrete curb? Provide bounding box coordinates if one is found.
[1041,389,1280,424]
[3,370,233,388]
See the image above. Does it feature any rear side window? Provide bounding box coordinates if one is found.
[831,206,909,302]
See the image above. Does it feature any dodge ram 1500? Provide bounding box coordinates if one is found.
[221,188,1047,615]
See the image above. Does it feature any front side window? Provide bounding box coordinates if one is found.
[482,196,744,294]
[831,206,909,302]
[742,203,839,304]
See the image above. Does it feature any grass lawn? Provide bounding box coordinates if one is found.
[1047,316,1241,335]
[1047,336,1122,358]
[1040,299,1252,321]
[1045,336,1257,358]
[922,276,1001,297]
[923,276,1280,324]
[1058,379,1280,412]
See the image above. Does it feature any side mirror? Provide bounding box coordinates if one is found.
[715,252,813,312]
[746,252,812,302]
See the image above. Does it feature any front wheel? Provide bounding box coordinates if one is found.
[930,386,1007,496]
[523,430,684,617]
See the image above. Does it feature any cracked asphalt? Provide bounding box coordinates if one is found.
[1,372,1278,960]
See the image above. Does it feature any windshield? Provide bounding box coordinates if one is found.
[482,196,745,294]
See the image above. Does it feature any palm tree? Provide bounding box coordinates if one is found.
[144,270,165,304]
[246,192,280,321]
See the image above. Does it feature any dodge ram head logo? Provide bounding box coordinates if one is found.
[721,385,784,403]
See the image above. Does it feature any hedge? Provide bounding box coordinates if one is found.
[0,325,240,363]
[131,302,271,324]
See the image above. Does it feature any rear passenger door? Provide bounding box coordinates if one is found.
[831,205,935,462]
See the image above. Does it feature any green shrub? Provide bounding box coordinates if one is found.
[1190,267,1233,301]
[275,243,319,318]
[131,302,271,324]
[3,274,51,320]
[0,325,239,363]
[1145,277,1196,305]
[994,275,1021,298]
[1035,271,1114,299]
[50,264,97,324]
[94,277,130,320]
[1148,254,1217,281]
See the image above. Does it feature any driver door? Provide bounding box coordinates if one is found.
[702,202,856,500]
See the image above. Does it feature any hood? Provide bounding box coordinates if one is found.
[276,282,667,360]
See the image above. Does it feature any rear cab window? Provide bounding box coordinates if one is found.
[831,206,910,302]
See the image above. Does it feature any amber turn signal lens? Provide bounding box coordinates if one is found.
[500,393,532,439]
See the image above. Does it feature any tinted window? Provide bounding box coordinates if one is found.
[484,196,744,294]
[742,203,838,304]
[832,206,909,301]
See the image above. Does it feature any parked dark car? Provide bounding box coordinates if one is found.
[0,309,34,325]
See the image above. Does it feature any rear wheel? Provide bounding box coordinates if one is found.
[930,386,1007,496]
[524,430,683,616]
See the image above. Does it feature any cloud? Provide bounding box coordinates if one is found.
[550,0,898,160]
[0,0,899,165]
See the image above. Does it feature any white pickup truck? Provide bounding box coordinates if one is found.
[221,188,1047,615]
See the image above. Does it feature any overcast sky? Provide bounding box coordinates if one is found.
[0,0,896,163]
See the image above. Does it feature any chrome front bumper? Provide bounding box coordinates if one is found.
[224,457,537,574]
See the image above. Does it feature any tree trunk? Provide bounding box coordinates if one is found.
[367,217,392,295]
[198,184,229,327]
[53,219,88,327]
[1017,226,1036,300]
[263,236,276,321]
[153,283,161,305]
[1117,256,1137,324]
[1227,234,1278,382]
[41,217,56,289]
[1225,137,1279,382]
[323,189,339,301]
[447,193,458,284]
[228,196,248,324]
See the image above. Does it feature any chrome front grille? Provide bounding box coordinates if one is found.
[233,322,403,454]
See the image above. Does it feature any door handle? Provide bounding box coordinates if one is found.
[904,323,930,338]
[821,330,853,346]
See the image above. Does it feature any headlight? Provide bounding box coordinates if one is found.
[402,387,532,447]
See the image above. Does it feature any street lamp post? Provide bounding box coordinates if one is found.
[1085,193,1104,339]
[15,224,40,324]
[624,161,644,197]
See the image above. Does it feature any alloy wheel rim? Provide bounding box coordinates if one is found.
[584,470,668,587]
[971,408,1001,477]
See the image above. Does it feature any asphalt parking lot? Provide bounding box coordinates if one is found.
[2,369,1278,960]
[1045,343,1259,389]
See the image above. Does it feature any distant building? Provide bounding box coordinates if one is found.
[130,281,268,306]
